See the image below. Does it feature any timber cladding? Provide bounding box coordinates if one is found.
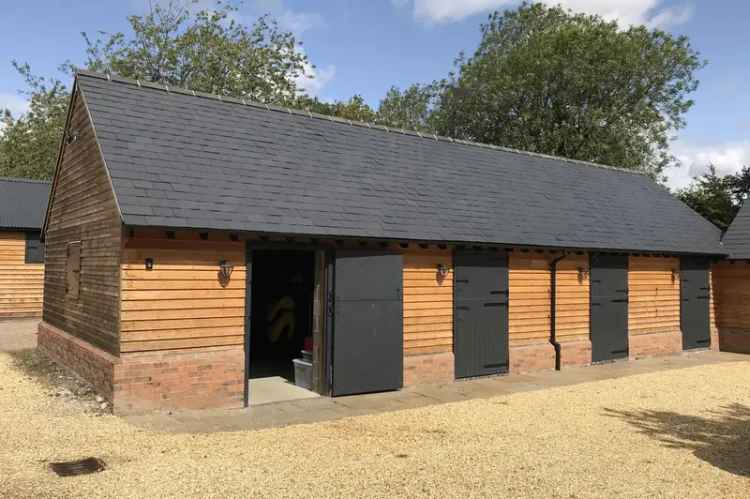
[402,250,453,355]
[0,232,44,319]
[120,235,245,353]
[712,261,750,330]
[628,256,680,335]
[508,252,590,346]
[42,91,122,354]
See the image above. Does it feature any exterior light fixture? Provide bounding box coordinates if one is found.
[219,259,234,286]
[66,130,79,145]
[577,266,589,282]
[436,263,449,280]
[145,257,154,271]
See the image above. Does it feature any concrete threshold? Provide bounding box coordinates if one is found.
[124,350,749,434]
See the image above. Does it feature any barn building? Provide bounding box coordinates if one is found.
[0,178,50,319]
[39,72,725,413]
[713,202,750,352]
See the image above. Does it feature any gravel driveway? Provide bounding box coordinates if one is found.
[1,351,748,498]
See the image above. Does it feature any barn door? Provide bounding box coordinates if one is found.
[590,254,629,362]
[453,251,508,378]
[680,256,711,350]
[331,250,403,396]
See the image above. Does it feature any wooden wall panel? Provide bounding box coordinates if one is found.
[628,256,680,335]
[509,253,551,345]
[120,238,246,353]
[712,261,750,329]
[556,254,590,342]
[509,252,590,345]
[43,91,122,354]
[0,232,44,318]
[403,250,453,355]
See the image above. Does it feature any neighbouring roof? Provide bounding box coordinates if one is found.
[74,71,724,255]
[722,202,750,259]
[0,177,51,230]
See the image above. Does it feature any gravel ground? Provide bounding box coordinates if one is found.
[1,352,748,498]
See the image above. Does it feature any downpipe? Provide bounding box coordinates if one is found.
[549,252,568,371]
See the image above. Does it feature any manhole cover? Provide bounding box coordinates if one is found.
[49,457,106,477]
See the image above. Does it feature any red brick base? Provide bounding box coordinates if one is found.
[37,321,117,400]
[509,341,556,373]
[559,339,592,367]
[38,322,244,414]
[629,330,682,359]
[404,352,455,385]
[718,328,750,354]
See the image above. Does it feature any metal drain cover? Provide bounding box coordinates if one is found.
[49,457,106,477]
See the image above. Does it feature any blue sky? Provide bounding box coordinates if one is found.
[1,0,748,188]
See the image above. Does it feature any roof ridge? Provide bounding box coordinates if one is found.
[0,176,51,184]
[76,69,645,177]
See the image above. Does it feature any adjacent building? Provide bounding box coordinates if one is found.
[713,202,750,352]
[39,71,725,413]
[0,178,50,319]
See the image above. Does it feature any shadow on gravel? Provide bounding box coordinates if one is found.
[605,404,750,477]
[7,348,110,414]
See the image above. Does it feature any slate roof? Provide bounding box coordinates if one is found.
[721,202,750,259]
[74,71,724,255]
[0,177,51,230]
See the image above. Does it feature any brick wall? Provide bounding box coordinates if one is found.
[509,341,556,373]
[629,330,682,359]
[38,321,244,414]
[718,328,750,354]
[559,338,592,367]
[403,352,454,385]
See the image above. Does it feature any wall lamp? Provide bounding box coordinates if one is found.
[219,259,234,286]
[577,266,589,283]
[436,263,450,280]
[145,257,154,271]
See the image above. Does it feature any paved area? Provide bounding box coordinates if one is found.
[249,376,320,405]
[0,318,38,352]
[127,349,747,433]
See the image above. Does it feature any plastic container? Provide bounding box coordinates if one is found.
[292,358,313,390]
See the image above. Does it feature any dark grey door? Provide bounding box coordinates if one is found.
[453,251,508,378]
[331,250,403,396]
[590,254,629,362]
[680,256,711,350]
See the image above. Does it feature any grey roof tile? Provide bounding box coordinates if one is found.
[0,178,51,230]
[77,72,724,255]
[722,202,750,259]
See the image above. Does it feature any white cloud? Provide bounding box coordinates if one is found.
[401,0,693,27]
[295,59,336,98]
[666,140,750,190]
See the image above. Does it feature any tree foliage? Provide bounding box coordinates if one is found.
[0,63,69,180]
[296,94,376,122]
[428,3,704,178]
[81,1,309,102]
[677,166,750,231]
[376,84,439,132]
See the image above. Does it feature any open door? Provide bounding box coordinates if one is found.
[331,250,403,396]
[453,251,508,378]
[590,254,629,362]
[680,256,711,350]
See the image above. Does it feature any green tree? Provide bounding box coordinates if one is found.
[677,166,735,230]
[0,1,313,180]
[376,83,439,132]
[430,3,704,179]
[0,63,69,180]
[296,94,376,122]
[81,1,309,102]
[677,166,750,231]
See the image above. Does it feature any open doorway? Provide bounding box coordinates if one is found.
[248,250,319,405]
